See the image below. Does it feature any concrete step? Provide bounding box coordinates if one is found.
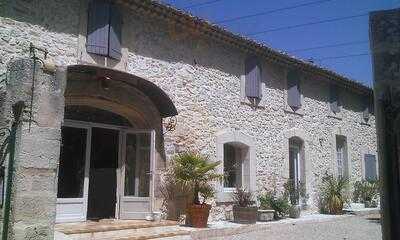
[344,208,380,216]
[67,225,190,240]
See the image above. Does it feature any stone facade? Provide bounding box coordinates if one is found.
[0,0,377,236]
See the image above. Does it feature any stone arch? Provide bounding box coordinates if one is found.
[215,129,256,202]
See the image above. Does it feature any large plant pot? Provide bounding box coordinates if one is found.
[233,206,258,224]
[187,204,211,228]
[289,205,301,218]
[258,209,275,222]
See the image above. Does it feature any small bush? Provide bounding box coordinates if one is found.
[232,187,254,207]
[353,180,380,208]
[258,191,290,219]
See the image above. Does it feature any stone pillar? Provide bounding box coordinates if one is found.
[2,58,66,239]
[370,8,400,240]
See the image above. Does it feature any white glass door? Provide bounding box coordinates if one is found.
[56,125,91,223]
[119,130,155,219]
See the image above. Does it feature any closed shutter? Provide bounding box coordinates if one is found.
[363,97,371,122]
[330,84,340,113]
[364,154,377,181]
[86,1,110,56]
[108,4,122,60]
[287,70,301,111]
[245,56,262,100]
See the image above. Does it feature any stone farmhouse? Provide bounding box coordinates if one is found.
[0,0,377,238]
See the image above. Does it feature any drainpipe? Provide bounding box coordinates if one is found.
[1,101,25,240]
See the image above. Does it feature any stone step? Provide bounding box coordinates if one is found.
[67,225,190,240]
[56,220,179,235]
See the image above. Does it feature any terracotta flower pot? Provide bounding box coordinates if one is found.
[187,204,211,228]
[233,206,258,224]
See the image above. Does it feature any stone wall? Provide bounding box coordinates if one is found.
[0,0,377,223]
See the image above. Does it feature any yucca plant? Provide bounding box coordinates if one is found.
[319,173,349,214]
[172,152,223,205]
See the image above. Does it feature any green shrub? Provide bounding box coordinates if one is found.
[318,173,349,214]
[353,180,380,208]
[259,191,290,219]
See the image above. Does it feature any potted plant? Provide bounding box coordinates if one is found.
[352,180,380,208]
[172,152,222,228]
[258,191,276,221]
[232,187,258,224]
[318,173,349,214]
[284,179,301,218]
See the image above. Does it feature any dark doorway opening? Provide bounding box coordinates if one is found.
[87,127,119,220]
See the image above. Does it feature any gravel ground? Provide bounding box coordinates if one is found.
[206,215,381,240]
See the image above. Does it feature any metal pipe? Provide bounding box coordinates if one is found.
[2,101,24,240]
[1,119,17,240]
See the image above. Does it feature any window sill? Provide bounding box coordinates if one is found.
[240,100,266,110]
[327,114,342,120]
[360,121,371,126]
[284,108,304,116]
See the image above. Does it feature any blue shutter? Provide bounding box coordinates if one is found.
[364,154,377,181]
[330,84,340,113]
[245,56,261,100]
[287,70,301,111]
[363,97,371,122]
[86,1,110,56]
[109,4,122,60]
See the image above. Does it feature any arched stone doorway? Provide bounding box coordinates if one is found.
[56,65,177,222]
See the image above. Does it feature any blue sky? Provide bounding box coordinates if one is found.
[161,0,400,86]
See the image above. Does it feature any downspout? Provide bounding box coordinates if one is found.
[2,101,25,240]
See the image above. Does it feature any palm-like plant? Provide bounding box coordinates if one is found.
[172,152,223,205]
[319,173,349,214]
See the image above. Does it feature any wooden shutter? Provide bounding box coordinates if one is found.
[363,97,372,122]
[287,70,301,111]
[245,56,262,100]
[330,84,340,113]
[108,4,122,60]
[364,154,377,181]
[86,1,110,56]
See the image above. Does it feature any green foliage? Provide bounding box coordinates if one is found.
[318,173,349,214]
[353,180,380,207]
[172,152,223,205]
[232,187,254,207]
[284,179,300,205]
[258,191,290,218]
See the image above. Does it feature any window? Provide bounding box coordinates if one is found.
[289,137,304,188]
[86,0,122,60]
[364,154,377,181]
[287,70,301,111]
[329,84,340,114]
[223,144,242,188]
[245,56,262,105]
[336,135,348,178]
[216,130,255,202]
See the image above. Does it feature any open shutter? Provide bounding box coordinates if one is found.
[86,1,110,56]
[245,56,262,100]
[287,70,301,111]
[364,154,377,181]
[109,4,122,60]
[329,84,340,113]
